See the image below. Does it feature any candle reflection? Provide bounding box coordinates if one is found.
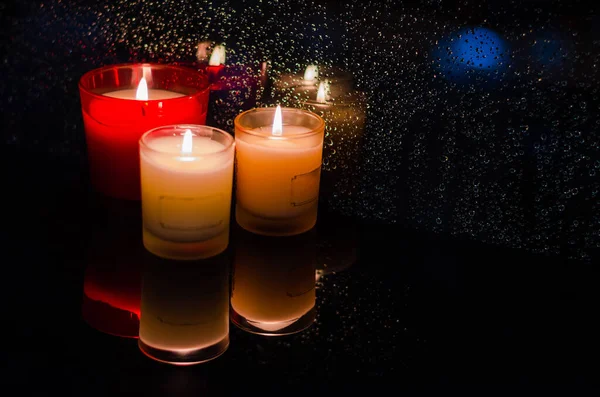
[82,198,143,338]
[138,253,230,365]
[82,262,142,338]
[230,225,317,336]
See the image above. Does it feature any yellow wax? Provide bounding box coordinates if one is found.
[103,88,185,100]
[235,125,323,220]
[140,136,234,259]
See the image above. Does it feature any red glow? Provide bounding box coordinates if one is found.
[82,263,142,338]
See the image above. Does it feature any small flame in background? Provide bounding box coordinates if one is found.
[303,64,318,82]
[316,82,327,103]
[272,105,283,136]
[181,129,193,154]
[136,77,148,100]
[209,44,226,66]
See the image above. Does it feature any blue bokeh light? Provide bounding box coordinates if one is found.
[432,26,511,84]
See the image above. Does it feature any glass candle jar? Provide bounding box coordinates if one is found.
[139,125,235,260]
[79,63,210,200]
[234,107,325,236]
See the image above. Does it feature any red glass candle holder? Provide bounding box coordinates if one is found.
[79,63,210,200]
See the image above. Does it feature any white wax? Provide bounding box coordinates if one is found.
[103,88,186,100]
[144,137,229,170]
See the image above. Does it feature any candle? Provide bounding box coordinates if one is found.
[230,225,316,335]
[139,125,235,260]
[138,254,229,365]
[302,82,367,216]
[234,106,325,236]
[272,64,354,106]
[206,44,227,83]
[79,63,210,200]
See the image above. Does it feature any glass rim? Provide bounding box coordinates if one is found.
[234,107,325,140]
[139,124,235,156]
[78,62,210,102]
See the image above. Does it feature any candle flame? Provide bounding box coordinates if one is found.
[136,77,148,101]
[272,105,283,136]
[316,82,327,103]
[303,65,318,82]
[209,45,226,66]
[181,129,193,154]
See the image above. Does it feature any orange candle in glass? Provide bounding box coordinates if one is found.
[234,106,325,236]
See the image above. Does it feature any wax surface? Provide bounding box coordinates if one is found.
[235,125,322,219]
[145,136,228,168]
[141,136,234,247]
[103,88,185,100]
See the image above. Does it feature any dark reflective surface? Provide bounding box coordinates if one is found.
[5,151,600,394]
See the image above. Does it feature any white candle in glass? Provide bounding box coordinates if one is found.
[139,125,235,260]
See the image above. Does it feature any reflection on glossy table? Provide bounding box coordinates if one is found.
[5,151,600,395]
